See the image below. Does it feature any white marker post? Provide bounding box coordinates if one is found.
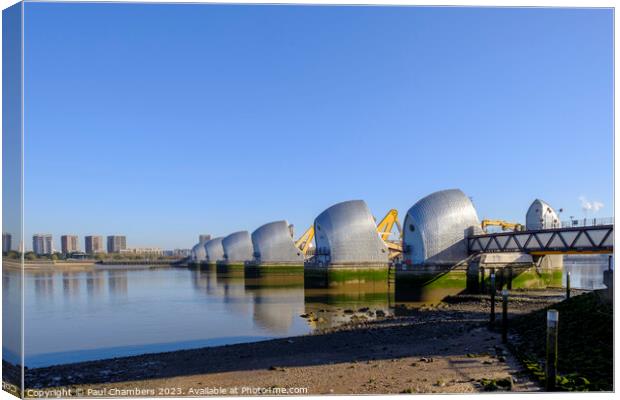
[546,309,559,391]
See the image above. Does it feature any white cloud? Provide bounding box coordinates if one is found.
[579,196,604,214]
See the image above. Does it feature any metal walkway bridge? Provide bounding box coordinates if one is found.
[467,223,613,256]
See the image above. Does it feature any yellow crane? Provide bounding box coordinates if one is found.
[375,209,403,259]
[481,219,524,233]
[376,209,402,242]
[294,225,315,255]
[296,209,403,259]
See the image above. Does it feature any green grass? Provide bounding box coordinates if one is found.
[509,290,612,391]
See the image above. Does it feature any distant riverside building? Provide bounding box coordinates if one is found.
[61,235,79,253]
[33,234,53,255]
[2,233,12,253]
[175,248,191,257]
[120,247,163,256]
[164,249,191,257]
[85,235,104,254]
[107,235,127,253]
[164,248,191,257]
[199,234,212,243]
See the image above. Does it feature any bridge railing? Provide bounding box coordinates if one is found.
[468,224,613,255]
[561,217,614,228]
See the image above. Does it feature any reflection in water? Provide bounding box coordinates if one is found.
[191,266,221,295]
[563,255,610,290]
[215,267,250,316]
[304,278,393,329]
[62,273,81,300]
[21,267,402,368]
[245,272,304,334]
[2,273,10,292]
[86,271,105,298]
[33,272,54,303]
[253,288,300,333]
[23,261,606,368]
[107,270,128,296]
[2,267,22,366]
[191,267,251,316]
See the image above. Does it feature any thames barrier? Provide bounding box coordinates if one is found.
[188,188,613,296]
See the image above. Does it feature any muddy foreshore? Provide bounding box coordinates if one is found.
[18,289,581,396]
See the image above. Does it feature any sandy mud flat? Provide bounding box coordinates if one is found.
[18,290,575,396]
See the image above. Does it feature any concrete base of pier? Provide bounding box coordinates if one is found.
[244,269,304,289]
[215,261,246,267]
[215,262,245,274]
[304,261,390,269]
[468,253,563,293]
[245,264,304,278]
[395,264,467,302]
[245,261,304,268]
[392,252,565,302]
[304,264,390,288]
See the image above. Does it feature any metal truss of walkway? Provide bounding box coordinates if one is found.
[467,224,613,256]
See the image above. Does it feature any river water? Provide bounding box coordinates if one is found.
[12,266,396,368]
[4,256,610,368]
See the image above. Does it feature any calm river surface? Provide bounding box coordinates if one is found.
[4,257,608,368]
[15,266,395,368]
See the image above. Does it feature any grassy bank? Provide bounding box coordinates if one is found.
[509,290,612,391]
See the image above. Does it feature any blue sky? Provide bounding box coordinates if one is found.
[22,3,613,250]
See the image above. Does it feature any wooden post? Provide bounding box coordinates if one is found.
[489,273,496,326]
[545,309,559,391]
[499,268,505,289]
[501,289,508,343]
[507,266,513,290]
[566,271,571,300]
